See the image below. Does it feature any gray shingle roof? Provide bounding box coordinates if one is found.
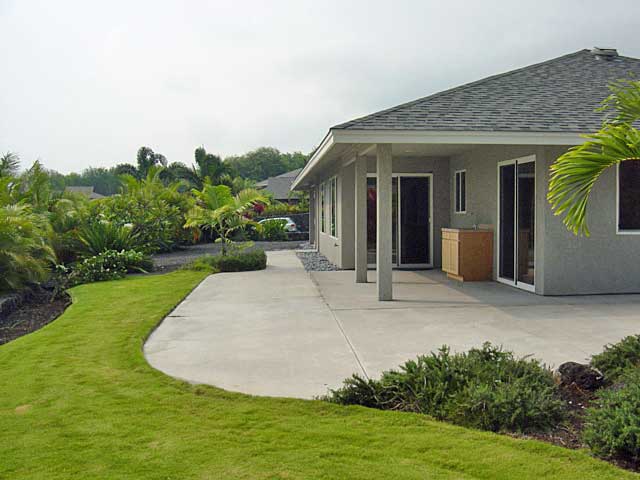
[333,49,640,133]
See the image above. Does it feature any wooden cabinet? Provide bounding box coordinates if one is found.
[441,228,493,282]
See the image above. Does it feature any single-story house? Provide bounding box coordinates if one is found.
[64,186,105,200]
[291,48,640,300]
[256,168,303,203]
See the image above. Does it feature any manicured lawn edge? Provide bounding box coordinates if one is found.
[0,270,636,479]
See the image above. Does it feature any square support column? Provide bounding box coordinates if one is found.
[354,155,368,283]
[376,144,393,301]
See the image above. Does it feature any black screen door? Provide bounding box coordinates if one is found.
[400,177,430,265]
[499,164,516,281]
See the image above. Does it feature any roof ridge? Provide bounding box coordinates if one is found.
[332,49,591,130]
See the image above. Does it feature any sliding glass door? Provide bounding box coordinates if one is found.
[367,175,432,268]
[498,157,535,291]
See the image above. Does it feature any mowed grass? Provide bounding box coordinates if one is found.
[0,271,635,480]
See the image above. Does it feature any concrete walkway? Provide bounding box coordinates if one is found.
[145,250,640,399]
[145,251,362,398]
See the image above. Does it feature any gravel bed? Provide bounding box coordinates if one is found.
[153,240,306,272]
[296,250,340,271]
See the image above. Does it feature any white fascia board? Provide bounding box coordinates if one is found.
[290,131,335,190]
[331,129,586,146]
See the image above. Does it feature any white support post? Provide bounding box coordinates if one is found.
[376,144,393,301]
[354,155,368,283]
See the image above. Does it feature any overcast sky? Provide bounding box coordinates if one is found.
[1,0,639,173]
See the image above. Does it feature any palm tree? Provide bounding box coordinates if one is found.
[184,183,268,255]
[548,79,640,236]
[0,204,56,292]
[0,152,20,177]
[189,147,235,189]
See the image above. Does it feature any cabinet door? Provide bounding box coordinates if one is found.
[450,239,459,275]
[442,238,451,273]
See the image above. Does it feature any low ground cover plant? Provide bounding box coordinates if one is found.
[591,334,640,383]
[68,249,152,285]
[583,369,640,464]
[185,248,267,273]
[328,343,567,433]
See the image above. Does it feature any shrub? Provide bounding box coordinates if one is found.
[327,343,566,433]
[583,370,640,462]
[259,219,288,241]
[0,204,56,292]
[591,335,640,383]
[70,249,151,285]
[78,221,142,256]
[185,249,267,273]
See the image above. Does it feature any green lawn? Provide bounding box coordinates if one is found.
[0,271,635,480]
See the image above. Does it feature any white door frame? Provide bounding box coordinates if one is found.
[496,155,536,293]
[367,172,434,269]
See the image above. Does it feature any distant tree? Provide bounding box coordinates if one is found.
[162,162,192,185]
[112,163,138,177]
[225,147,308,181]
[0,152,20,177]
[136,146,167,178]
[188,147,235,189]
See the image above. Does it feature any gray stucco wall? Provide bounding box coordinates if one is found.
[449,145,548,292]
[541,147,640,295]
[312,144,640,295]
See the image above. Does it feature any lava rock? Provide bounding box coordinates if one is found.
[558,361,605,391]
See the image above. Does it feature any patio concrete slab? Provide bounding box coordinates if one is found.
[145,251,363,399]
[146,250,640,399]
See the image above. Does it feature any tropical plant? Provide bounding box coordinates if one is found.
[93,166,193,253]
[0,152,20,177]
[0,204,56,292]
[184,184,268,255]
[548,79,640,235]
[48,194,90,264]
[77,221,141,256]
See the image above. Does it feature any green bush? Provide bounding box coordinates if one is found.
[591,335,640,383]
[328,343,566,433]
[583,370,640,462]
[0,204,55,292]
[70,249,152,285]
[259,219,288,241]
[78,221,142,256]
[185,249,267,273]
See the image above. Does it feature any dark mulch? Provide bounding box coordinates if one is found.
[0,291,71,346]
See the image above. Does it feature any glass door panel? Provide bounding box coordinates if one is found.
[499,164,516,281]
[517,162,535,286]
[400,177,430,265]
[366,177,398,265]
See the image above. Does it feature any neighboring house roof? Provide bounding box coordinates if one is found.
[257,168,303,200]
[333,49,640,133]
[64,186,105,200]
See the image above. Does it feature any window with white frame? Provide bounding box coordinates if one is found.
[320,183,326,233]
[618,161,640,232]
[454,170,466,213]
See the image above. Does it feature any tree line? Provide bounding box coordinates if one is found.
[3,146,309,196]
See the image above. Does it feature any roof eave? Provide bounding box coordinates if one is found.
[291,129,585,190]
